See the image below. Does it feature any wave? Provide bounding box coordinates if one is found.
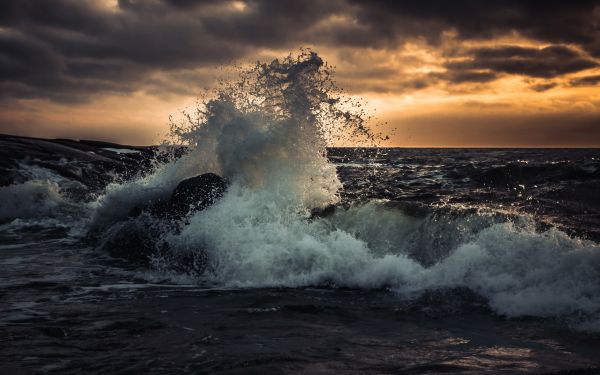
[0,164,87,226]
[160,194,600,332]
[5,51,598,333]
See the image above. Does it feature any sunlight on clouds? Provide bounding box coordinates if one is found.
[95,0,120,12]
[230,1,247,12]
[1,0,598,146]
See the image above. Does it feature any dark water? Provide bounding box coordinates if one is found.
[332,148,600,241]
[1,140,600,374]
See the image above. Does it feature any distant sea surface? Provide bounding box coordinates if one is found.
[332,148,600,241]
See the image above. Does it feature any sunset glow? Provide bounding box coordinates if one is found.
[1,1,599,146]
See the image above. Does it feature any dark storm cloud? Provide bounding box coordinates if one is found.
[445,45,598,80]
[0,0,599,102]
[0,29,136,102]
[344,1,600,53]
[530,82,558,92]
[570,74,600,86]
[0,0,346,101]
[435,70,499,84]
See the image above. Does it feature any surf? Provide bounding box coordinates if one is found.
[2,51,599,333]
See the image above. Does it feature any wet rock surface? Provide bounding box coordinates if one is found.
[100,173,227,266]
[0,134,158,192]
[169,173,227,217]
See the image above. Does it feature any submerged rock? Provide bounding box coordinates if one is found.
[125,173,228,220]
[310,204,337,219]
[100,218,159,264]
[100,217,208,274]
[101,173,227,266]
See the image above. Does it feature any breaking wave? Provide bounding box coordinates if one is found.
[0,163,86,227]
[43,51,600,332]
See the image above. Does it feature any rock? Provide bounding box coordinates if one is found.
[99,173,226,266]
[127,197,170,219]
[100,218,208,274]
[161,250,208,276]
[310,204,337,219]
[99,219,159,264]
[0,134,160,193]
[169,173,227,217]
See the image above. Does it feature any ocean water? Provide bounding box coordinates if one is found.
[1,52,600,374]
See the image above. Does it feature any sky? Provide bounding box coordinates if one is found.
[1,0,600,147]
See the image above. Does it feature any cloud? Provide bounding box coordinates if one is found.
[445,45,598,79]
[0,0,599,103]
[0,0,347,102]
[345,1,600,55]
[434,70,499,84]
[530,82,558,92]
[570,74,600,87]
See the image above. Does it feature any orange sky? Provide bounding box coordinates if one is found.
[1,1,599,147]
[3,46,599,147]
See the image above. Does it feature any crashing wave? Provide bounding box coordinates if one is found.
[61,51,600,333]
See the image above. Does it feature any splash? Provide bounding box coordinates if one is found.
[166,50,379,209]
[93,51,378,227]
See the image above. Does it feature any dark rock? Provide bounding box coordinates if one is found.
[99,219,159,264]
[161,250,208,276]
[100,217,208,274]
[128,197,170,219]
[124,173,227,220]
[309,204,337,219]
[0,134,167,193]
[101,173,226,267]
[169,173,227,217]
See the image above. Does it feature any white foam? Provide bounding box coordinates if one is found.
[0,180,66,221]
[168,197,600,331]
